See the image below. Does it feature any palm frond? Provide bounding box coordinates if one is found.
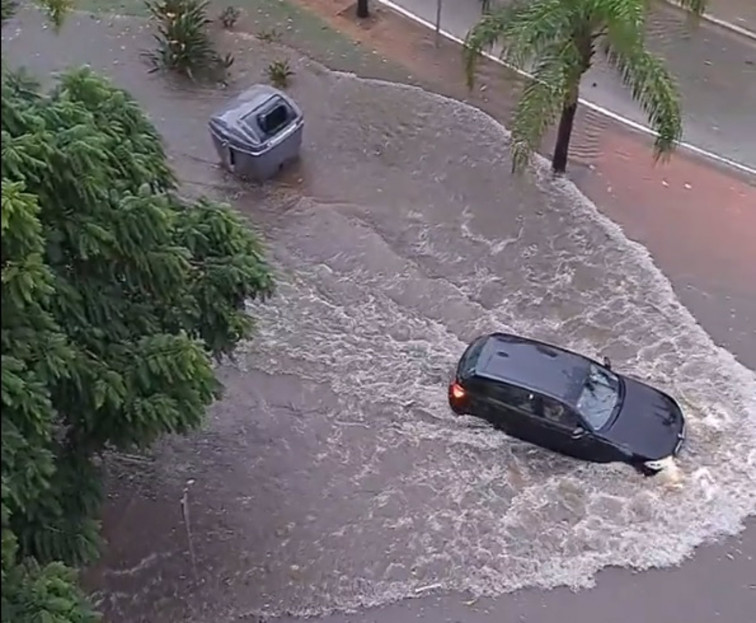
[463,0,572,88]
[510,43,578,172]
[595,0,647,56]
[605,45,682,159]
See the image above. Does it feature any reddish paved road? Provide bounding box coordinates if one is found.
[574,124,756,366]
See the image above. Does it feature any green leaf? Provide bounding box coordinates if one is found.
[3,61,272,618]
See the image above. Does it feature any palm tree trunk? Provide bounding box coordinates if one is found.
[552,84,579,174]
[357,0,369,18]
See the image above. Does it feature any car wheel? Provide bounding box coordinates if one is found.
[449,404,466,416]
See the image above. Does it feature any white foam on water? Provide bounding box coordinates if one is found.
[81,70,749,622]
[5,10,751,622]
[222,72,756,619]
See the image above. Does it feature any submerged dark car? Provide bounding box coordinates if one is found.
[448,333,686,476]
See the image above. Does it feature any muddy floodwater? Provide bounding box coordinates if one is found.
[3,10,756,623]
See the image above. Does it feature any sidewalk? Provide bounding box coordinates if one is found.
[380,0,756,170]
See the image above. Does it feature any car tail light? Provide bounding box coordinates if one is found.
[450,382,466,400]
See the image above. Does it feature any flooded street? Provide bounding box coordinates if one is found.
[4,8,756,623]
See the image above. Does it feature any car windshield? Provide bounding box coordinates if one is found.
[576,364,621,429]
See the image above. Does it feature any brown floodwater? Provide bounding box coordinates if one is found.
[3,8,755,623]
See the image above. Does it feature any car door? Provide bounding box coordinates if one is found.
[552,406,625,463]
[476,380,518,434]
[497,391,564,451]
[584,426,627,464]
[533,397,601,460]
[462,377,497,422]
[489,384,543,442]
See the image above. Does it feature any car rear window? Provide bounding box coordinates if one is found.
[458,336,487,380]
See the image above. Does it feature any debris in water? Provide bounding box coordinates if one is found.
[414,583,442,594]
[657,457,684,489]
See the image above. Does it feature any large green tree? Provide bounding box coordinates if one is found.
[1,64,274,620]
[463,0,706,174]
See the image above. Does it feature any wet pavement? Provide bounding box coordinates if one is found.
[3,8,756,623]
[386,0,756,169]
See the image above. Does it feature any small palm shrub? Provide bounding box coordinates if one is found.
[257,27,282,43]
[219,5,240,29]
[144,0,233,81]
[266,59,294,88]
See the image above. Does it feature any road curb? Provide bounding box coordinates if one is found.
[663,0,756,41]
[376,0,756,178]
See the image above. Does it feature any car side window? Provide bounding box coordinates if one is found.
[533,395,579,429]
[483,382,537,414]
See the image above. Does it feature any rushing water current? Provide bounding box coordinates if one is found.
[4,11,754,622]
[155,74,755,621]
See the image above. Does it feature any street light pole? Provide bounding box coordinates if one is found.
[434,0,443,46]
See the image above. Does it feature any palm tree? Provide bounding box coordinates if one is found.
[463,0,706,174]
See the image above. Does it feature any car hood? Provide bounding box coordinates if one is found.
[601,377,684,461]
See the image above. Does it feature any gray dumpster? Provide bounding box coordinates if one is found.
[208,84,304,181]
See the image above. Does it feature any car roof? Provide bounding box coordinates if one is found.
[474,333,591,404]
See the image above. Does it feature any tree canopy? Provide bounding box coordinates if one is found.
[464,0,707,173]
[1,66,274,621]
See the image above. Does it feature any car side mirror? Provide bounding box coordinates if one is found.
[571,426,588,440]
[602,356,612,370]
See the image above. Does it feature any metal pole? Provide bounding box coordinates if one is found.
[434,0,443,47]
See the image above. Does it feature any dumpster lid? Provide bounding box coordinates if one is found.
[209,84,300,147]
